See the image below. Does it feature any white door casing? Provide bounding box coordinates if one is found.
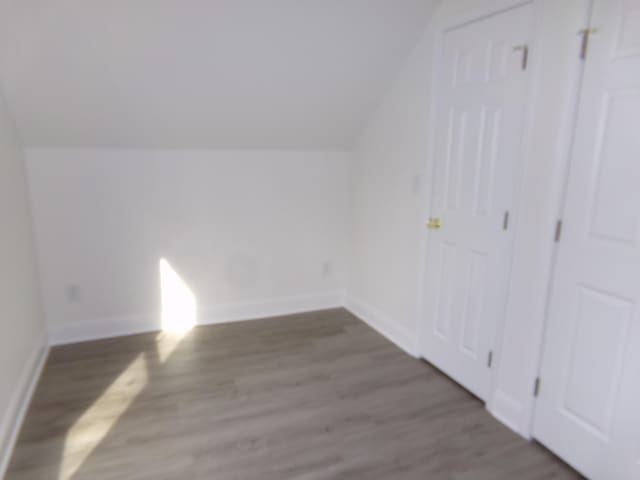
[533,1,640,479]
[420,4,533,400]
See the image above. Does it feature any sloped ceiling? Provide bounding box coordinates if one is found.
[1,0,437,149]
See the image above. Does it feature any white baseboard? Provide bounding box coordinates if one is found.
[0,331,49,478]
[488,389,527,438]
[49,291,344,346]
[49,312,159,346]
[344,294,418,358]
[203,291,345,325]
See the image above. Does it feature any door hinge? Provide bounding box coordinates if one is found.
[578,28,598,60]
[503,211,510,231]
[487,350,494,368]
[513,45,529,70]
[534,377,541,397]
[555,220,563,243]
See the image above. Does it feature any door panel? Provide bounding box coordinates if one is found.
[420,4,533,400]
[562,286,632,436]
[473,107,501,217]
[434,242,457,338]
[533,0,640,478]
[460,250,487,356]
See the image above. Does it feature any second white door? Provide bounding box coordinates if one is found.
[420,4,533,400]
[533,0,640,478]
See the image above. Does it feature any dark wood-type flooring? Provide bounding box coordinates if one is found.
[6,308,580,479]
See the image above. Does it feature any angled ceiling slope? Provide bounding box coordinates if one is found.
[1,0,437,149]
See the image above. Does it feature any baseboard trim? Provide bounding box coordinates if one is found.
[49,312,159,346]
[0,331,49,478]
[49,291,345,346]
[203,291,344,325]
[488,389,526,437]
[344,294,418,358]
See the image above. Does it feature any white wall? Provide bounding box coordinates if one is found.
[347,0,590,437]
[0,67,47,475]
[27,149,351,344]
[346,19,435,356]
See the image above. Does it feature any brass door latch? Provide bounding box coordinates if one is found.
[427,218,442,229]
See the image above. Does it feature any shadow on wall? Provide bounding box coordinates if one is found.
[5,258,200,480]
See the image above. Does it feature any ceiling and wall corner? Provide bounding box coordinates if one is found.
[5,1,442,347]
[1,0,439,150]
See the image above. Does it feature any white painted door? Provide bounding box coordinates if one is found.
[420,5,533,400]
[533,1,640,479]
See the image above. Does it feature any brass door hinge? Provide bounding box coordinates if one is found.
[555,220,563,243]
[513,45,529,70]
[534,377,541,397]
[578,28,598,60]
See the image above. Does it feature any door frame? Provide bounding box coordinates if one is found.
[416,0,591,438]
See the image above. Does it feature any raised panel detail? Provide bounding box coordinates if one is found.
[589,91,640,245]
[487,41,508,81]
[563,287,632,436]
[461,251,488,356]
[434,243,457,339]
[446,110,467,210]
[473,107,501,216]
[454,45,489,87]
[617,1,640,57]
[454,50,473,87]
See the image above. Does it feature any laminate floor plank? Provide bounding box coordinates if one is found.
[6,308,580,480]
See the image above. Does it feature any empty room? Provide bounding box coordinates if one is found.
[1,0,638,479]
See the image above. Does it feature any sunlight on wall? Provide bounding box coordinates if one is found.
[160,258,197,333]
[59,355,149,479]
[157,258,197,362]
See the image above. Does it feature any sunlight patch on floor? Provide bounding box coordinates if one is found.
[55,259,198,478]
[59,354,149,479]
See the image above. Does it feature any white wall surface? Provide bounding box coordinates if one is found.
[27,149,351,344]
[348,0,590,437]
[346,21,435,355]
[3,0,438,149]
[0,59,47,474]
